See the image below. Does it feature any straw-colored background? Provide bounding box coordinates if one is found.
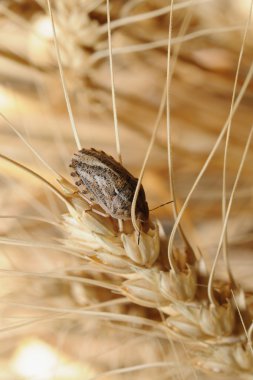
[0,0,252,379]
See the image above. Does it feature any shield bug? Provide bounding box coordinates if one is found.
[69,148,149,223]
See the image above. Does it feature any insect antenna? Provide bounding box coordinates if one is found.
[136,201,174,245]
[149,200,174,212]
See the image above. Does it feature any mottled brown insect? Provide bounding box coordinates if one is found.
[69,148,149,222]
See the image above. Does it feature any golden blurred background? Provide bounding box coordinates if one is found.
[0,0,252,379]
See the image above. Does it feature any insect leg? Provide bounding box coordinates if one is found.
[79,192,93,205]
[78,192,110,218]
[137,229,141,245]
[84,206,110,218]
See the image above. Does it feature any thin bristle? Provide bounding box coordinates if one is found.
[0,0,253,379]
